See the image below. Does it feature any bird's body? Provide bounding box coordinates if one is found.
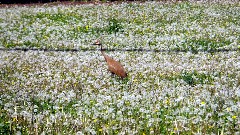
[101,51,127,78]
[93,40,127,78]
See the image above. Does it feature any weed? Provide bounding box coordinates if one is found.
[107,18,124,34]
[180,70,214,86]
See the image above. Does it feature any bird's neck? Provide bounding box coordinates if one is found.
[100,44,105,53]
[101,49,108,62]
[100,44,103,51]
[101,50,105,55]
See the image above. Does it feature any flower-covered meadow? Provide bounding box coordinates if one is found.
[0,1,239,134]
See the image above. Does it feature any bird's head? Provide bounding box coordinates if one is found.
[92,40,102,46]
[92,40,104,51]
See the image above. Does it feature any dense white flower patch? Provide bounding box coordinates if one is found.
[0,1,239,134]
[0,1,239,50]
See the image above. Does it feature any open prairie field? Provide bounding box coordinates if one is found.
[0,1,239,134]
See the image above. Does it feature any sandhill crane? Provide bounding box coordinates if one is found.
[92,40,127,79]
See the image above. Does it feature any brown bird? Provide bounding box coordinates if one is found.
[92,40,127,79]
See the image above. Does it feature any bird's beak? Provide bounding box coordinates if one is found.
[92,43,98,45]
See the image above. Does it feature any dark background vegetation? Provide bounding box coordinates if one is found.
[1,0,138,4]
[1,0,57,4]
[1,0,184,4]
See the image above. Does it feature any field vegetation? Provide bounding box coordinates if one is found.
[0,1,239,134]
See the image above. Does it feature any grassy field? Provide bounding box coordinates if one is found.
[0,1,239,134]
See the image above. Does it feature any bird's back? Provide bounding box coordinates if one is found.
[102,52,127,78]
